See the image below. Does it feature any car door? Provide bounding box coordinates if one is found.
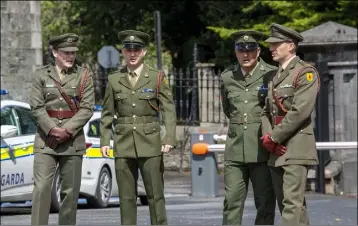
[1,106,36,202]
[12,106,37,192]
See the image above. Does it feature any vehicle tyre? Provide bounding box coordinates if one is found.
[50,169,60,213]
[139,195,148,205]
[86,166,112,208]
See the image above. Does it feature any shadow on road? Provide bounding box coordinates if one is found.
[1,202,136,216]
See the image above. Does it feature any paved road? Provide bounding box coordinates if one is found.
[1,171,357,225]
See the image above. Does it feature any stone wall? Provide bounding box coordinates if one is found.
[1,1,42,102]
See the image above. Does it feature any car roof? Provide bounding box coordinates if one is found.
[90,111,101,120]
[1,100,30,109]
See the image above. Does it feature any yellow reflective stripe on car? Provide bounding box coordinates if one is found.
[85,147,114,159]
[0,145,34,161]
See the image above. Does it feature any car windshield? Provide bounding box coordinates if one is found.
[1,108,16,126]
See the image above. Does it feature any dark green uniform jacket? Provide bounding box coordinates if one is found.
[221,59,277,162]
[100,63,176,158]
[30,64,95,155]
[261,56,319,167]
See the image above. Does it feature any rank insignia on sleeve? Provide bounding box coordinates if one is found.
[306,73,313,82]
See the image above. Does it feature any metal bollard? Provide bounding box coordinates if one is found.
[190,132,219,197]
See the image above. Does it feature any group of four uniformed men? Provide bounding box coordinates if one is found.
[29,23,319,225]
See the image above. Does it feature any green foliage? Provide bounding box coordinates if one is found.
[40,0,357,71]
[206,26,238,40]
[203,0,357,68]
[40,1,172,71]
[143,43,173,74]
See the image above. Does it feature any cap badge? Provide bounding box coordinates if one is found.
[243,35,249,41]
[129,35,135,41]
[66,37,74,43]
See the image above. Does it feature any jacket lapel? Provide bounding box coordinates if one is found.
[60,68,77,86]
[47,65,61,84]
[231,64,246,88]
[273,56,300,87]
[118,67,133,90]
[133,64,150,91]
[245,62,265,87]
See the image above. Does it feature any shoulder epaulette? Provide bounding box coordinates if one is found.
[266,63,277,70]
[222,64,236,75]
[148,65,159,72]
[297,60,311,67]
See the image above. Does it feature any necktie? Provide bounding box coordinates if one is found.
[277,67,283,79]
[129,71,137,87]
[59,69,66,80]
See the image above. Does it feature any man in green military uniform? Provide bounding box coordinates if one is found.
[100,30,176,225]
[221,30,277,225]
[261,23,320,225]
[30,33,95,225]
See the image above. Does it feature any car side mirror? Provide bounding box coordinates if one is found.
[1,125,18,138]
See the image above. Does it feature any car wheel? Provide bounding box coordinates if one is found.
[139,195,148,205]
[50,169,60,213]
[86,166,112,208]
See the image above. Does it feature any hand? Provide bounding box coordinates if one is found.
[101,146,110,158]
[161,144,173,153]
[275,144,287,156]
[260,133,277,153]
[49,127,71,143]
[46,135,59,149]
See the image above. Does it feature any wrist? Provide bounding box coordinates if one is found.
[269,135,276,143]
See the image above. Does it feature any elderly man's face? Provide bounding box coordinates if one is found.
[121,47,147,68]
[52,49,77,69]
[235,47,261,71]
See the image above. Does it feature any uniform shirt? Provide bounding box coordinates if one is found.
[281,55,296,70]
[127,63,144,84]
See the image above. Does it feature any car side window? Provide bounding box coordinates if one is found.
[0,107,20,136]
[13,107,37,135]
[87,119,114,139]
[88,119,100,138]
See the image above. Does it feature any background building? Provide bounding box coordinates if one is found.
[1,1,43,102]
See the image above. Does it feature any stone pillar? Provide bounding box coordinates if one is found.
[1,1,43,102]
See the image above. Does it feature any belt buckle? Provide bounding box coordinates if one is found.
[132,115,137,124]
[244,115,247,124]
[57,109,64,119]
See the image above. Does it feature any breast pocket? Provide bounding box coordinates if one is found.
[43,87,58,100]
[252,92,267,106]
[115,93,128,108]
[277,87,294,110]
[138,92,158,111]
[62,86,79,99]
[139,92,156,100]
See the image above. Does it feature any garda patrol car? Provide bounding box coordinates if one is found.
[0,90,147,212]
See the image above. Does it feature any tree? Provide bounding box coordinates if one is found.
[200,0,358,68]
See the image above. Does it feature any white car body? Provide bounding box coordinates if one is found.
[0,99,147,208]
